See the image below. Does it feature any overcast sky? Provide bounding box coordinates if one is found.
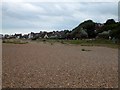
[1,0,119,34]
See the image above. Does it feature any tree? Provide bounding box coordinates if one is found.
[97,31,110,39]
[79,28,88,38]
[100,19,117,33]
[104,19,116,25]
[71,20,96,38]
[109,22,120,41]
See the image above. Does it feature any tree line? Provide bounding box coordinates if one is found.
[64,19,120,42]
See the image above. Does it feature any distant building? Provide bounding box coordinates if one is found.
[95,23,104,32]
[28,32,34,39]
[44,34,49,39]
[22,34,29,39]
[14,34,22,39]
[4,34,10,39]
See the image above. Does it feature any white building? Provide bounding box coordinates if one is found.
[44,34,48,39]
[28,33,34,39]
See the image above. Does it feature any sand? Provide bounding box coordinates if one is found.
[2,42,118,88]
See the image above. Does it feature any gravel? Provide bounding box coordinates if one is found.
[2,42,118,88]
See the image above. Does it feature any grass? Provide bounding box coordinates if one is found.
[2,39,28,44]
[46,39,119,48]
[4,38,119,48]
[62,39,119,48]
[65,39,113,44]
[36,39,66,44]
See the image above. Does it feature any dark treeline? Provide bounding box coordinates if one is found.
[65,19,120,43]
[69,19,119,39]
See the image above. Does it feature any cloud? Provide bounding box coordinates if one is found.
[72,2,118,22]
[3,0,119,2]
[2,2,118,34]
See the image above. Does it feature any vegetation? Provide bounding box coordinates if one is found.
[35,38,119,48]
[70,20,96,39]
[2,39,28,44]
[2,19,120,48]
[64,39,118,48]
[69,19,120,43]
[99,19,120,43]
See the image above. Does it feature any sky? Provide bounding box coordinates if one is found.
[1,0,119,34]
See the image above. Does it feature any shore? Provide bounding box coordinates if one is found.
[2,42,118,88]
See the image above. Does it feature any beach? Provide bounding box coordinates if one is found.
[2,42,118,88]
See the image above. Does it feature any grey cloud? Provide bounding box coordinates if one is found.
[2,2,118,34]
